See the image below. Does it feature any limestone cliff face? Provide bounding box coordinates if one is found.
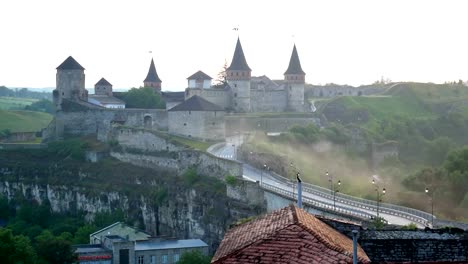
[0,162,261,253]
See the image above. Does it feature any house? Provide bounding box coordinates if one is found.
[168,95,225,140]
[75,222,209,264]
[211,204,370,263]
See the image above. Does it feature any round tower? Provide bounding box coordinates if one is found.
[226,38,251,112]
[284,44,305,112]
[53,56,86,109]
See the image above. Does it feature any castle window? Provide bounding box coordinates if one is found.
[212,122,215,125]
[234,93,237,97]
[62,92,64,96]
[189,111,191,115]
[184,123,187,126]
[234,84,237,88]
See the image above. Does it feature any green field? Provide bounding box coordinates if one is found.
[0,96,38,110]
[0,110,53,132]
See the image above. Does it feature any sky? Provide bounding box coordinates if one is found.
[1,0,467,92]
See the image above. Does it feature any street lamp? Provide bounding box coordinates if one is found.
[425,187,434,228]
[327,171,341,211]
[290,162,300,199]
[372,178,386,218]
[261,164,267,186]
[333,180,341,211]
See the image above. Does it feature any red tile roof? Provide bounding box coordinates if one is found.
[212,205,370,264]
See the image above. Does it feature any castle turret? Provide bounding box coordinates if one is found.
[53,56,87,109]
[144,58,162,92]
[95,78,113,96]
[226,38,251,112]
[284,44,305,112]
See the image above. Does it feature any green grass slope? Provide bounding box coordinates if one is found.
[0,110,53,132]
[0,96,38,110]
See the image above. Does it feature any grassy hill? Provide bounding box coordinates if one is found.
[0,96,38,110]
[0,110,53,132]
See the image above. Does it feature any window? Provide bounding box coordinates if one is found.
[138,256,144,264]
[189,111,191,115]
[212,122,215,125]
[151,255,156,264]
[183,123,187,126]
[234,93,237,97]
[173,253,180,262]
[234,84,237,88]
[162,254,168,263]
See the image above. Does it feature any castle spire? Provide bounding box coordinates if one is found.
[227,38,251,71]
[284,44,305,75]
[144,58,162,91]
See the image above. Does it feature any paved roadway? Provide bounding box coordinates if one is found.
[208,140,425,227]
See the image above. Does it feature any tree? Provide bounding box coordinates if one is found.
[0,228,37,264]
[35,230,76,264]
[24,99,54,114]
[73,225,97,244]
[178,250,211,264]
[118,87,165,109]
[214,59,228,86]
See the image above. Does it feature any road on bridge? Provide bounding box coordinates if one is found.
[208,140,426,227]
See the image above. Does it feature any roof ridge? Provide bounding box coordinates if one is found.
[293,206,370,262]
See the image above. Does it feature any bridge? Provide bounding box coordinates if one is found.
[209,142,434,227]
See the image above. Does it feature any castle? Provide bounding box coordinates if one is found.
[179,38,308,113]
[49,38,310,141]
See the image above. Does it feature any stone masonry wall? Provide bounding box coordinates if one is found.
[250,90,288,112]
[226,179,265,208]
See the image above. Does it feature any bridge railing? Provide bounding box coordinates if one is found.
[246,164,432,225]
[261,182,374,220]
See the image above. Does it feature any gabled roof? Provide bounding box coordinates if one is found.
[227,38,251,71]
[56,56,85,70]
[168,95,224,112]
[284,44,305,75]
[144,58,162,83]
[187,70,212,80]
[211,205,370,263]
[95,78,112,86]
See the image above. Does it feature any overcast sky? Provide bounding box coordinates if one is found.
[1,0,467,91]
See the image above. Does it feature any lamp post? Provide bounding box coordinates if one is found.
[290,162,300,199]
[372,178,386,218]
[425,187,434,227]
[261,164,267,186]
[327,171,341,211]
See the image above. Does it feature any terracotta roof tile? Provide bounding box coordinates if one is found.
[212,205,370,264]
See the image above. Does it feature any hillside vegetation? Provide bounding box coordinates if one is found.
[0,110,53,132]
[0,96,38,110]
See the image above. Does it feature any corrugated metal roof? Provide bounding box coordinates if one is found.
[135,239,208,251]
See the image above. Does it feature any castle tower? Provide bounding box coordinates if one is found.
[226,38,251,112]
[284,44,305,112]
[144,58,162,92]
[53,56,87,109]
[95,78,113,96]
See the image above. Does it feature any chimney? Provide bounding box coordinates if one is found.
[352,230,358,264]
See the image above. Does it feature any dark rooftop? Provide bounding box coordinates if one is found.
[95,78,112,86]
[227,38,251,71]
[284,44,305,75]
[144,58,162,83]
[161,91,185,102]
[168,95,224,112]
[56,56,85,70]
[187,70,212,80]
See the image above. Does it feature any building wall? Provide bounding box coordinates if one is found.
[95,84,112,96]
[229,79,250,112]
[56,69,86,100]
[168,111,225,140]
[135,247,208,264]
[53,108,168,142]
[286,82,305,112]
[250,90,288,112]
[185,88,230,110]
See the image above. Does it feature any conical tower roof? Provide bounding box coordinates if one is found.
[144,58,162,83]
[227,38,251,71]
[56,56,85,70]
[284,44,305,75]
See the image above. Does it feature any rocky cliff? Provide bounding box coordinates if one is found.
[0,149,263,253]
